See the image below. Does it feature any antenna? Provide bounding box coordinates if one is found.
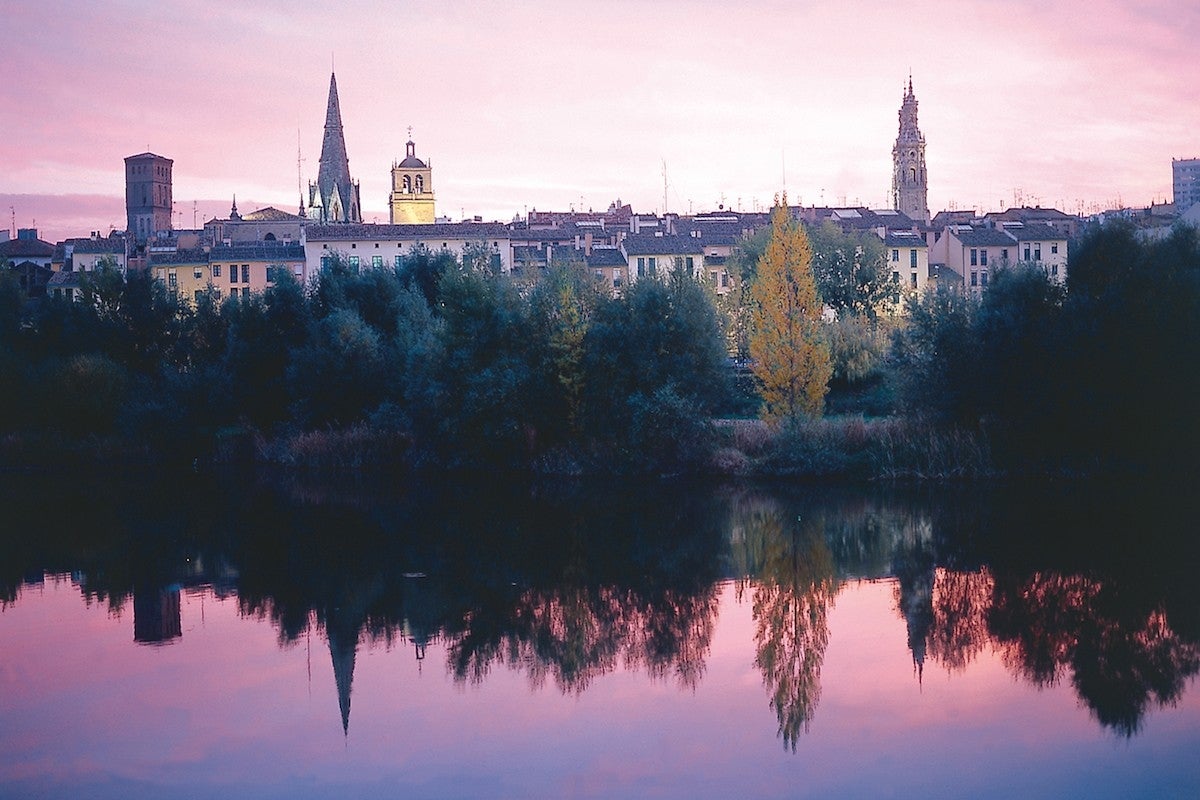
[662,160,668,214]
[297,128,306,214]
[781,149,786,194]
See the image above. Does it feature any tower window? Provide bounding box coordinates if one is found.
[910,249,918,268]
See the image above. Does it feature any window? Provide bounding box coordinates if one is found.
[980,271,989,286]
[168,270,177,287]
[910,249,918,268]
[394,255,402,268]
[637,257,645,278]
[241,264,250,283]
[892,271,900,283]
[372,255,383,268]
[1051,243,1059,255]
[349,255,360,269]
[892,249,899,262]
[416,176,424,193]
[648,257,657,276]
[230,287,238,298]
[980,250,988,266]
[1024,246,1031,260]
[970,270,978,287]
[374,243,380,249]
[194,267,203,280]
[212,264,222,278]
[230,265,236,284]
[1051,264,1059,277]
[266,266,275,283]
[1034,246,1041,261]
[686,256,694,271]
[194,290,203,304]
[674,256,683,271]
[720,272,729,289]
[1001,248,1008,262]
[351,243,357,249]
[320,256,331,271]
[970,248,978,266]
[911,272,918,288]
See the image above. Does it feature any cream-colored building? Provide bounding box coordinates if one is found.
[209,242,308,299]
[619,233,708,287]
[389,137,435,224]
[883,230,929,296]
[1004,222,1068,285]
[306,222,511,275]
[151,249,212,306]
[929,223,1068,293]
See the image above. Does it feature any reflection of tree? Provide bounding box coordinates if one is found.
[739,505,837,751]
[447,584,719,695]
[926,567,993,673]
[989,571,1200,737]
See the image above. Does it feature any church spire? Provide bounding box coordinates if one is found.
[313,72,362,224]
[891,76,929,223]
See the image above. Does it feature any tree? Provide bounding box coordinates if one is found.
[748,198,832,424]
[808,221,899,320]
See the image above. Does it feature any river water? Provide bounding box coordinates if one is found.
[1,471,1197,798]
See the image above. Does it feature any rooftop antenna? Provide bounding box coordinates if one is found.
[781,149,787,195]
[662,160,668,215]
[297,128,306,214]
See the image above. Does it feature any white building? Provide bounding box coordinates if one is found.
[304,222,512,276]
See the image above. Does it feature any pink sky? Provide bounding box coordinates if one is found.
[3,0,1197,243]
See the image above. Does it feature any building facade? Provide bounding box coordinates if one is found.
[891,78,929,224]
[304,222,512,275]
[1173,158,1200,213]
[125,152,173,241]
[389,136,435,224]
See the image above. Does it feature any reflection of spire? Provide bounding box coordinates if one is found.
[327,625,358,736]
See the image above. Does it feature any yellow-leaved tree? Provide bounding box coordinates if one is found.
[749,196,832,424]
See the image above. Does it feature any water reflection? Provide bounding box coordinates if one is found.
[1,471,1197,746]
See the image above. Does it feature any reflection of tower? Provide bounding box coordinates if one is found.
[327,624,358,736]
[133,586,182,645]
[891,76,929,223]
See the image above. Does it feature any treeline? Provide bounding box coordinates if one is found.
[2,220,1196,476]
[0,249,730,472]
[892,221,1200,473]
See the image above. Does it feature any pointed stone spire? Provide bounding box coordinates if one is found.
[230,194,240,221]
[315,72,361,223]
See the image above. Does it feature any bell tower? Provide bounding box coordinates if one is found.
[891,77,929,223]
[389,130,435,224]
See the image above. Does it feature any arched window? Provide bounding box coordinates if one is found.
[264,233,276,241]
[909,167,917,182]
[415,176,424,193]
[402,175,412,193]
